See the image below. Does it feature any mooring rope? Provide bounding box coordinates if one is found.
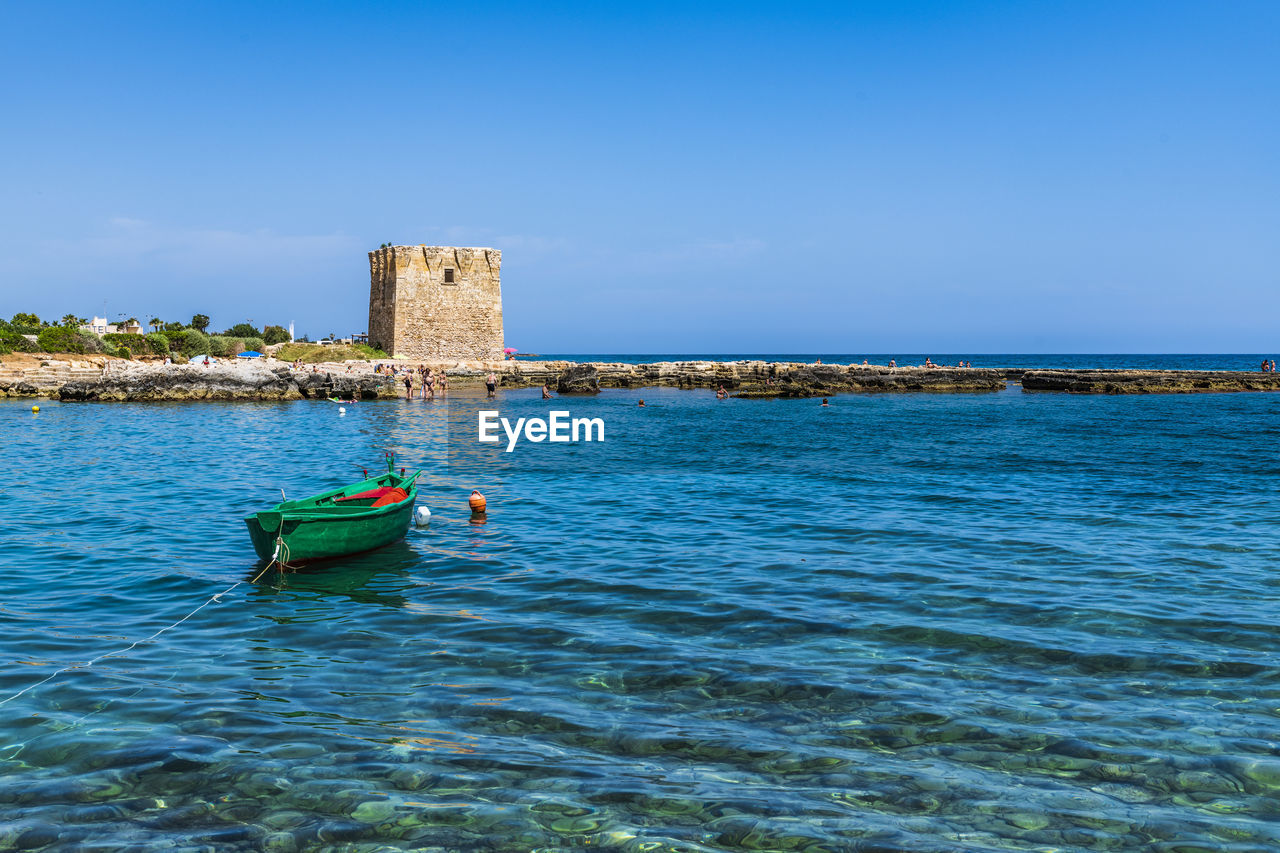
[0,580,242,709]
[0,538,289,710]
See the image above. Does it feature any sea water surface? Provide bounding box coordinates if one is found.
[1,384,1279,851]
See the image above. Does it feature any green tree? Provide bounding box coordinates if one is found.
[61,314,86,328]
[262,325,290,345]
[191,314,210,333]
[164,321,185,332]
[177,329,210,357]
[225,322,259,338]
[149,317,162,331]
[37,326,86,354]
[11,312,41,330]
[145,332,170,355]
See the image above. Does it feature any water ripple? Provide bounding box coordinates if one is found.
[2,389,1280,850]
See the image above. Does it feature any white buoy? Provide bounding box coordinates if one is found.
[339,406,346,415]
[414,506,431,526]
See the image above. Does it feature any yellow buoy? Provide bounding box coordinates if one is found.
[31,405,39,413]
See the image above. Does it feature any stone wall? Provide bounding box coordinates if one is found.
[368,245,503,360]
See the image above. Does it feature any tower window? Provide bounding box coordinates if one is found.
[444,268,455,283]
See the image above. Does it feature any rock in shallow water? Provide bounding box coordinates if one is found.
[556,364,601,394]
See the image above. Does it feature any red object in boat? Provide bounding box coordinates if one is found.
[336,486,397,503]
[370,488,409,508]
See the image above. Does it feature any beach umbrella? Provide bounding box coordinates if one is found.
[238,351,263,358]
[504,347,518,354]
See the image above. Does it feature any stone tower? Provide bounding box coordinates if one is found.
[367,245,503,361]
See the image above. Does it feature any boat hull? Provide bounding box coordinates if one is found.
[245,470,420,564]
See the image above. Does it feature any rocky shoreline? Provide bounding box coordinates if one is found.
[2,356,1279,401]
[1019,369,1280,394]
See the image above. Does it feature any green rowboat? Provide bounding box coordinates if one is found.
[245,457,422,564]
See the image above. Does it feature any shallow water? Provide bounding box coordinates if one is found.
[2,386,1279,851]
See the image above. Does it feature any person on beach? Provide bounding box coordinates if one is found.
[542,383,553,399]
[403,374,413,400]
[889,359,896,369]
[1263,360,1270,373]
[439,372,448,395]
[486,372,497,398]
[1272,360,1276,373]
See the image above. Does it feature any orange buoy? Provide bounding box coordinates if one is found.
[468,490,487,514]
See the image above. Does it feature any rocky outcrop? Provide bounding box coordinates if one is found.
[293,370,391,400]
[496,361,1006,396]
[1021,370,1280,394]
[556,364,600,394]
[57,363,393,402]
[0,358,110,397]
[732,365,1006,397]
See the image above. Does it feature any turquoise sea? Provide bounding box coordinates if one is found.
[2,363,1279,851]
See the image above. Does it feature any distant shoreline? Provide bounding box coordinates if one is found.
[3,355,1280,401]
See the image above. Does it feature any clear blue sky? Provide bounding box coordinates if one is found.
[0,1,1275,352]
